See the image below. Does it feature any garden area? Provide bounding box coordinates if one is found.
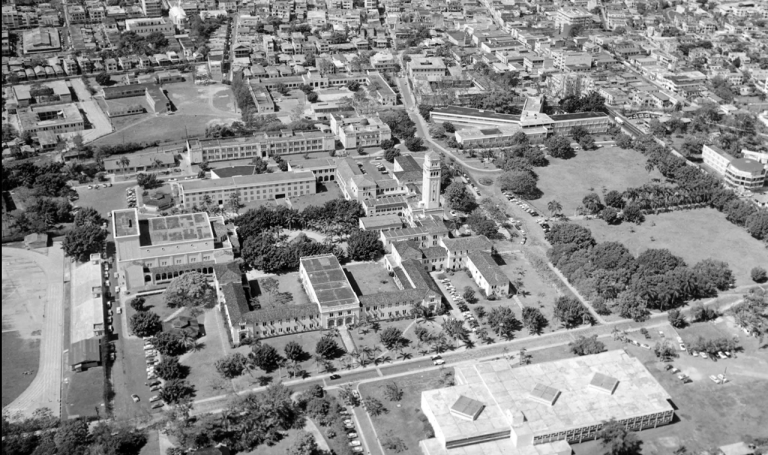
[347,263,401,295]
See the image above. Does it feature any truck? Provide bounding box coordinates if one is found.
[615,117,624,125]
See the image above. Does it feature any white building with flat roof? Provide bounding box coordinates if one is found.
[420,350,674,455]
[175,171,317,208]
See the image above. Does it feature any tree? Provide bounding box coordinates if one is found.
[347,229,384,261]
[404,137,423,151]
[692,259,734,292]
[315,336,338,359]
[746,211,768,240]
[215,352,249,379]
[347,81,360,91]
[154,356,185,380]
[615,134,633,149]
[152,331,187,356]
[547,200,563,217]
[288,432,318,455]
[136,173,161,189]
[462,287,478,304]
[569,335,606,356]
[667,309,686,328]
[383,382,403,401]
[163,271,216,308]
[284,341,306,362]
[622,203,644,224]
[582,193,604,214]
[2,123,18,143]
[363,396,386,416]
[752,266,767,283]
[546,135,575,159]
[444,181,476,212]
[545,223,595,248]
[653,340,678,362]
[486,307,519,339]
[160,379,195,404]
[129,311,162,338]
[54,418,91,453]
[73,207,104,227]
[228,192,241,214]
[90,423,148,455]
[379,327,403,350]
[553,296,592,328]
[250,343,283,372]
[570,126,589,141]
[522,307,547,335]
[598,418,642,455]
[307,92,319,103]
[579,134,596,150]
[95,72,112,86]
[443,122,456,133]
[130,296,146,312]
[418,104,434,120]
[429,124,446,138]
[384,147,401,162]
[569,24,583,37]
[600,207,620,225]
[382,432,407,453]
[62,224,107,261]
[604,190,624,209]
[616,291,650,322]
[497,170,539,198]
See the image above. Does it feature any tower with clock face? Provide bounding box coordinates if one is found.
[422,151,441,209]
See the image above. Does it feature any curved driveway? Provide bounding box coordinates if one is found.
[3,245,65,417]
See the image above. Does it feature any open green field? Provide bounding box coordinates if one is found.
[1,334,39,408]
[358,368,451,455]
[535,146,663,214]
[179,309,233,400]
[574,208,768,287]
[92,80,239,147]
[65,367,104,419]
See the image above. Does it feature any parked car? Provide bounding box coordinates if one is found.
[131,394,140,402]
[679,343,686,351]
[352,447,364,453]
[149,395,161,402]
[700,352,709,359]
[151,402,165,409]
[330,374,341,380]
[348,441,362,447]
[433,359,445,366]
[347,433,358,439]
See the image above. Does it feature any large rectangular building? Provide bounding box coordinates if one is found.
[420,350,674,455]
[124,17,174,37]
[175,171,317,208]
[111,208,234,291]
[299,254,361,328]
[186,130,336,164]
[17,103,84,138]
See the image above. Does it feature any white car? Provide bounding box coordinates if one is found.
[348,441,362,447]
[433,359,445,366]
[149,395,162,402]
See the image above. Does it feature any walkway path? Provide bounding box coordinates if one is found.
[3,245,66,417]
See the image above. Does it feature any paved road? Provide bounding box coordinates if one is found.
[3,245,66,418]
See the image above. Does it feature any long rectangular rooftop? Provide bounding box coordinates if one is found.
[138,212,213,246]
[301,254,359,308]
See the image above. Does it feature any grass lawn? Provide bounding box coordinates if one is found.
[574,208,767,287]
[358,368,452,455]
[1,333,40,408]
[127,292,179,323]
[74,181,134,217]
[347,263,400,296]
[179,309,233,399]
[535,146,663,214]
[65,367,104,419]
[249,272,311,307]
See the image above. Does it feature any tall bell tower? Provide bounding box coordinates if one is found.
[422,151,441,209]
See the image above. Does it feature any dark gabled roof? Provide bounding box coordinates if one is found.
[392,240,424,261]
[395,155,421,172]
[467,251,509,287]
[70,338,101,366]
[214,261,242,285]
[400,259,441,295]
[222,282,250,323]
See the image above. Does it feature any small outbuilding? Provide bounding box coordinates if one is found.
[24,232,48,249]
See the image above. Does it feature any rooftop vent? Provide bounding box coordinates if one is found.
[450,395,485,421]
[589,372,619,395]
[528,383,561,407]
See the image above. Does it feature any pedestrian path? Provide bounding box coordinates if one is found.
[340,328,358,353]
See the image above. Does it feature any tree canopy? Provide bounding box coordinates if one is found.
[163,271,217,309]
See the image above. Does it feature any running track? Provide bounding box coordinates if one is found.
[3,245,65,417]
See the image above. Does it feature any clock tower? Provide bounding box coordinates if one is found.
[422,151,441,209]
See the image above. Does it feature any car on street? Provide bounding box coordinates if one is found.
[330,374,341,380]
[679,343,686,351]
[433,359,445,366]
[131,394,140,402]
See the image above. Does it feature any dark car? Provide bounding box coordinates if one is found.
[330,374,341,380]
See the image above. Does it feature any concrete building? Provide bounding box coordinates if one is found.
[420,350,675,455]
[111,208,235,291]
[22,28,61,54]
[330,114,392,149]
[17,103,84,138]
[174,171,317,208]
[186,130,336,164]
[409,56,448,79]
[141,0,162,17]
[431,106,610,137]
[555,7,593,29]
[103,151,176,174]
[455,125,547,148]
[299,254,361,328]
[124,18,174,37]
[703,144,766,189]
[286,158,337,182]
[466,251,511,296]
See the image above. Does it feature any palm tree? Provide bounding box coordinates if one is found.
[119,156,130,174]
[152,157,163,172]
[547,200,562,217]
[179,331,197,352]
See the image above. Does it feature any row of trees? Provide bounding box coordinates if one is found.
[615,135,768,240]
[547,223,735,319]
